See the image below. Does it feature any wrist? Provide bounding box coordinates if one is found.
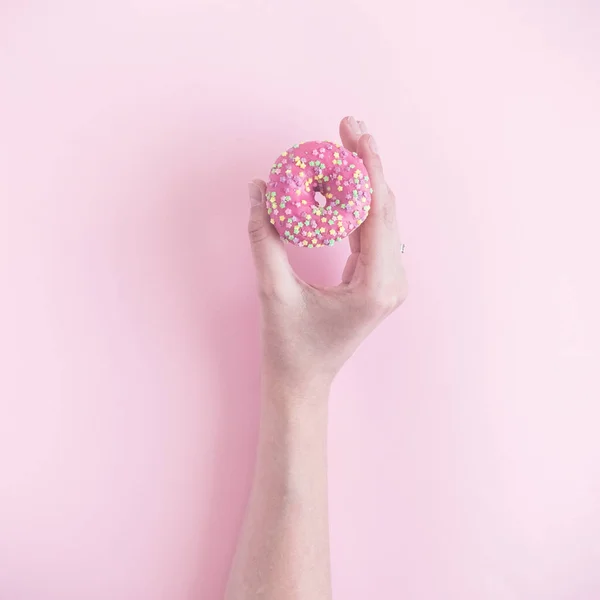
[261,371,331,406]
[259,370,330,451]
[261,356,334,400]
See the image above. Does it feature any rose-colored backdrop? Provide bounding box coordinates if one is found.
[1,1,599,599]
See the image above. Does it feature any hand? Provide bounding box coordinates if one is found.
[248,117,408,393]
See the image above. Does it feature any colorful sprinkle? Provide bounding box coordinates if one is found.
[266,140,372,248]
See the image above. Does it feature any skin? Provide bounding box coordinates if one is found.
[225,117,407,600]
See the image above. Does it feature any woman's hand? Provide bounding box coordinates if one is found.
[228,116,406,599]
[248,117,407,392]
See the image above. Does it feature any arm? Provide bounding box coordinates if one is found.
[225,116,407,600]
[225,381,331,599]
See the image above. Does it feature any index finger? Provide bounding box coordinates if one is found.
[355,133,405,292]
[357,133,398,233]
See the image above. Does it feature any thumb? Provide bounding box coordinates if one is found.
[248,180,293,295]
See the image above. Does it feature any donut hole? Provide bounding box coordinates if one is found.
[314,191,327,208]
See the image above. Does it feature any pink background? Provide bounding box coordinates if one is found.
[1,1,599,598]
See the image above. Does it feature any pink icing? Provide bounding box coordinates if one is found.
[266,140,372,248]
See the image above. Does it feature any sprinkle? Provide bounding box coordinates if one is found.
[268,141,371,248]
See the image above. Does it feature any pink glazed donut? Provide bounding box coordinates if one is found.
[266,141,372,248]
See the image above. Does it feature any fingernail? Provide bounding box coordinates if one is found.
[358,120,368,134]
[248,181,263,207]
[348,116,361,135]
[369,135,379,154]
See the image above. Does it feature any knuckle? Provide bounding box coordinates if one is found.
[381,203,396,228]
[375,292,397,314]
[369,186,397,227]
[248,217,269,244]
[368,152,384,172]
[258,279,296,309]
[383,190,397,227]
[364,278,408,315]
[395,278,409,306]
[258,284,279,303]
[363,287,391,314]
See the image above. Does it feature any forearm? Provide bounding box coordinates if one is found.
[225,377,332,600]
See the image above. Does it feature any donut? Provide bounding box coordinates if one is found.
[266,141,372,248]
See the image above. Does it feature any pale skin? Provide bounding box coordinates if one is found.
[225,117,407,600]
